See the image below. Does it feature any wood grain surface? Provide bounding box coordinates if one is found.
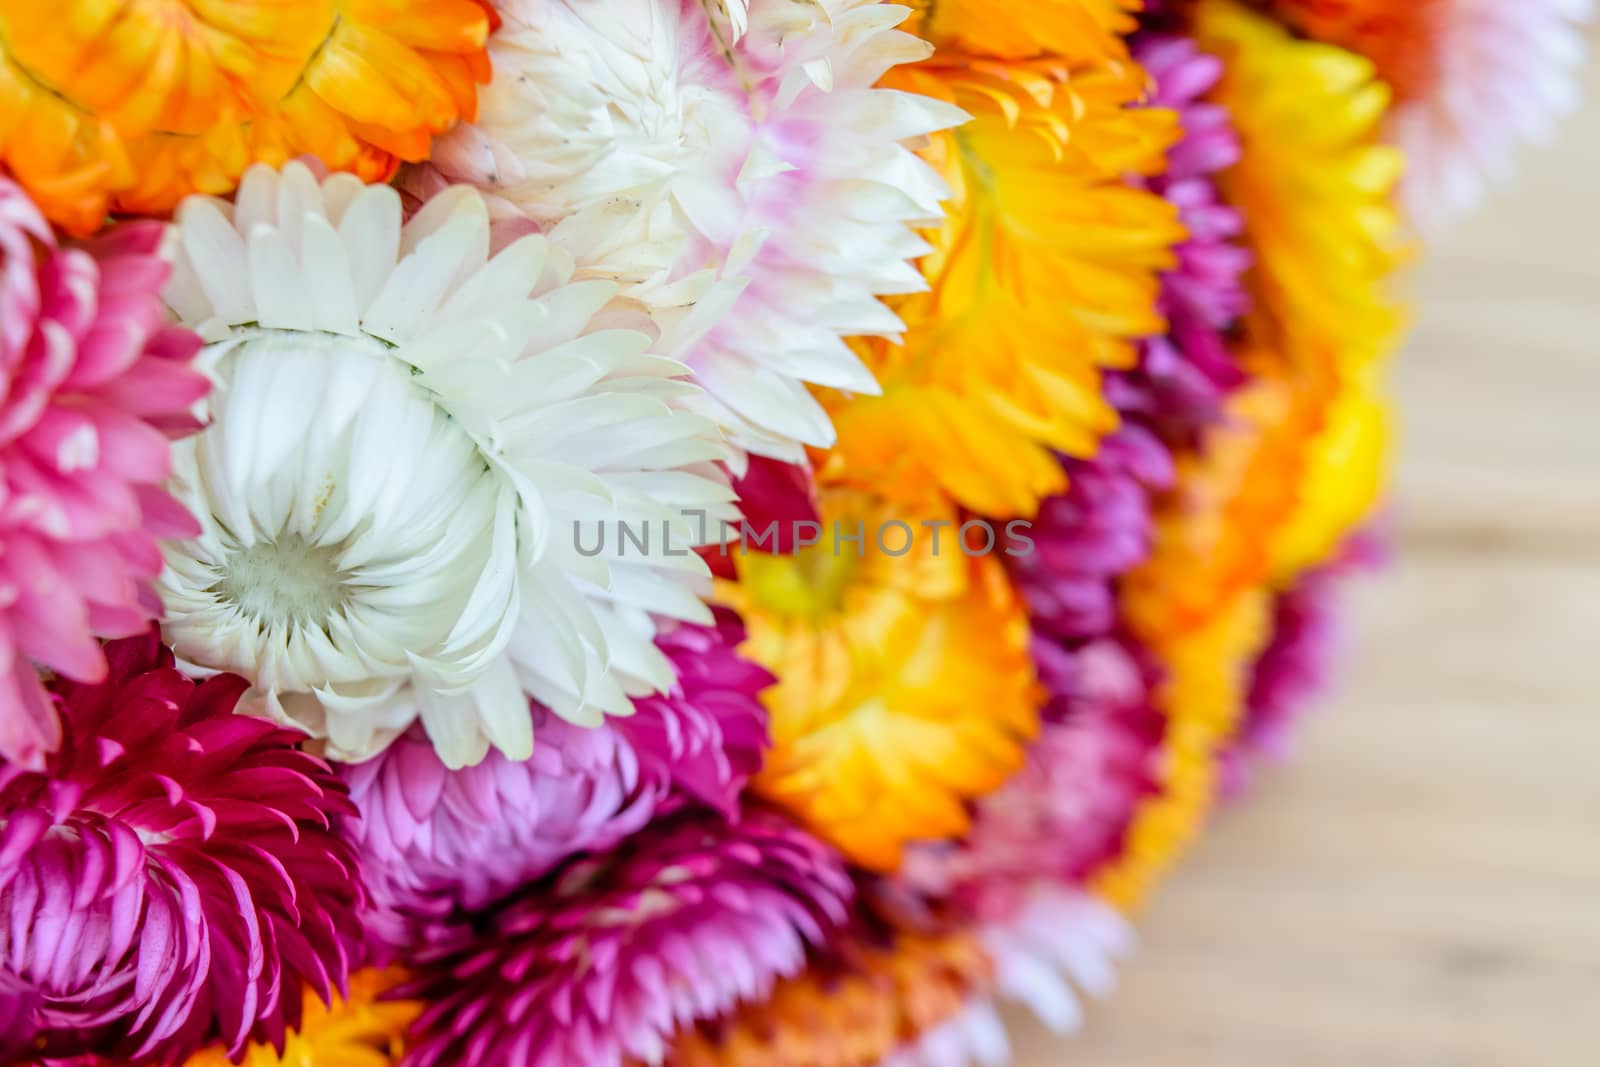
[1010,56,1600,1067]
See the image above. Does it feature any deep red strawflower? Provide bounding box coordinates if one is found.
[701,456,823,580]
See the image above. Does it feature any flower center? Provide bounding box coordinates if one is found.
[212,534,349,631]
[742,540,859,619]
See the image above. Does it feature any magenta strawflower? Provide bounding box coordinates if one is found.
[0,633,363,1064]
[1112,34,1250,440]
[1223,532,1386,796]
[342,618,771,954]
[0,178,207,771]
[949,41,1236,915]
[398,806,852,1067]
[614,615,773,818]
[730,455,823,554]
[1007,426,1173,645]
[702,456,823,582]
[901,639,1164,922]
[944,424,1170,922]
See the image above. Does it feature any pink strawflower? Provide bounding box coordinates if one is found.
[1006,426,1173,645]
[617,615,773,817]
[0,633,363,1064]
[342,618,771,955]
[1222,531,1386,796]
[901,640,1164,923]
[342,711,655,956]
[0,178,207,770]
[1112,34,1250,440]
[397,805,852,1067]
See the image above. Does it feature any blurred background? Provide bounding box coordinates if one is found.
[1013,47,1600,1067]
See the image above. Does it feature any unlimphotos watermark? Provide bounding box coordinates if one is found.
[574,512,1034,558]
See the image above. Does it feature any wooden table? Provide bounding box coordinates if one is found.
[1012,57,1600,1067]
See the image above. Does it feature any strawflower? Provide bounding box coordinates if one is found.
[342,618,771,952]
[1252,0,1595,230]
[0,0,491,234]
[719,488,1040,871]
[823,54,1182,517]
[1198,0,1405,383]
[397,806,853,1067]
[0,177,207,770]
[420,0,964,462]
[0,633,362,1064]
[1114,34,1251,439]
[158,162,736,767]
[1223,531,1383,795]
[1006,427,1173,645]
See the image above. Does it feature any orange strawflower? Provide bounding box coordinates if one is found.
[718,489,1040,871]
[904,0,1143,63]
[182,968,421,1067]
[665,930,991,1067]
[0,0,490,233]
[822,55,1182,518]
[1102,511,1278,910]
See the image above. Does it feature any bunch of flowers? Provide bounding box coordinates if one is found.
[0,0,1581,1064]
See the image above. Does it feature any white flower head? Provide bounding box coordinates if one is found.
[980,887,1132,1036]
[160,162,737,768]
[421,0,967,463]
[1395,0,1594,232]
[879,889,1133,1067]
[878,1001,1010,1067]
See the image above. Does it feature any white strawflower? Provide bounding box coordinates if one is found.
[420,0,966,463]
[1391,0,1594,232]
[883,889,1134,1067]
[159,162,736,768]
